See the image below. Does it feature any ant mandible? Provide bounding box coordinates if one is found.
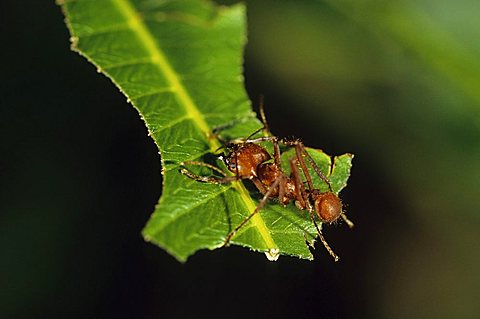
[180,100,353,261]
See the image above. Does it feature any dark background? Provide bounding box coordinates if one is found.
[2,0,479,318]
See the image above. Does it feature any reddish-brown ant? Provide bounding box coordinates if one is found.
[181,103,353,261]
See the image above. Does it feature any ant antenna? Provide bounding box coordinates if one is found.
[245,96,272,141]
[301,147,333,192]
[258,95,271,136]
[209,127,230,152]
[214,144,227,154]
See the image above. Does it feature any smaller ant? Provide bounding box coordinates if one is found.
[181,102,353,261]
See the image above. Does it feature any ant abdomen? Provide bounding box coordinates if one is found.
[314,192,343,224]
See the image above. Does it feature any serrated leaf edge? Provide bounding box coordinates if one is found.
[61,0,278,253]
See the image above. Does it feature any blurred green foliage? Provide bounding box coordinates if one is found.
[244,0,480,318]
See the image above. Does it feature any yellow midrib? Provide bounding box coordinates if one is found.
[113,0,277,250]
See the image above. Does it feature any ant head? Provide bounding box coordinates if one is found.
[313,191,342,224]
[224,143,271,178]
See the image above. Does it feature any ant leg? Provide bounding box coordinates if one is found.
[272,137,282,168]
[283,139,332,192]
[223,176,282,247]
[289,158,307,209]
[308,211,340,262]
[294,142,315,192]
[280,139,313,191]
[180,161,240,184]
[277,174,287,206]
[290,158,339,261]
[245,136,282,166]
[252,177,268,194]
[300,146,333,192]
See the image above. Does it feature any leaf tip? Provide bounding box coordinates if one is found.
[265,248,280,261]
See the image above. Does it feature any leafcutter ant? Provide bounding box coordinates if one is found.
[180,102,353,261]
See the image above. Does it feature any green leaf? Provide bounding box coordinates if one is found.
[60,0,353,261]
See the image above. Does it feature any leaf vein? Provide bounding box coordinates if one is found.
[103,57,157,70]
[131,87,175,100]
[79,24,131,38]
[111,0,278,251]
[152,186,233,236]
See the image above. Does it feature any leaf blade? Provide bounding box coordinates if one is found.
[60,0,353,262]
